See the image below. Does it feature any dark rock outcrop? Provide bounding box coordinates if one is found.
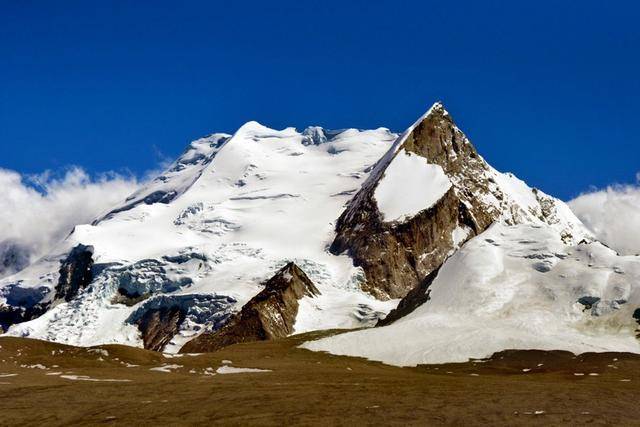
[330,102,577,300]
[330,104,495,299]
[55,244,95,302]
[113,287,149,307]
[377,266,440,326]
[135,306,186,352]
[0,244,94,331]
[634,309,640,338]
[180,262,319,353]
[0,303,49,332]
[126,294,237,352]
[578,296,601,311]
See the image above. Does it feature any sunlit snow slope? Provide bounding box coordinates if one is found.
[301,104,640,365]
[303,223,640,366]
[0,123,398,351]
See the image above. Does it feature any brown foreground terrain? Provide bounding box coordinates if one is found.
[0,332,639,426]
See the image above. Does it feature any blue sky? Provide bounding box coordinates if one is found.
[1,1,638,200]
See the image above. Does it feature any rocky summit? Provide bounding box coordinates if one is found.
[331,102,586,300]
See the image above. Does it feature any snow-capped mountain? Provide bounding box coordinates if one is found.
[0,122,398,351]
[301,104,640,365]
[2,102,639,364]
[329,102,588,299]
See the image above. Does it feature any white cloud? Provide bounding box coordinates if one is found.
[569,179,640,256]
[0,167,140,276]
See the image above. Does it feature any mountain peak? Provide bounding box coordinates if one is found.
[234,120,273,135]
[411,101,449,131]
[233,121,300,141]
[301,126,328,145]
[330,104,588,299]
[429,100,448,114]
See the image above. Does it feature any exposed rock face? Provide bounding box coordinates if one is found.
[180,262,319,353]
[55,244,95,302]
[0,303,49,333]
[126,294,237,352]
[376,266,439,327]
[135,306,186,352]
[0,244,95,331]
[331,102,586,299]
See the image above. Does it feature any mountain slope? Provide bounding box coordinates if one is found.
[94,133,231,223]
[0,122,398,351]
[303,223,640,365]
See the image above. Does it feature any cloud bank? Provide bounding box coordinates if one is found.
[569,177,640,256]
[0,167,140,277]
